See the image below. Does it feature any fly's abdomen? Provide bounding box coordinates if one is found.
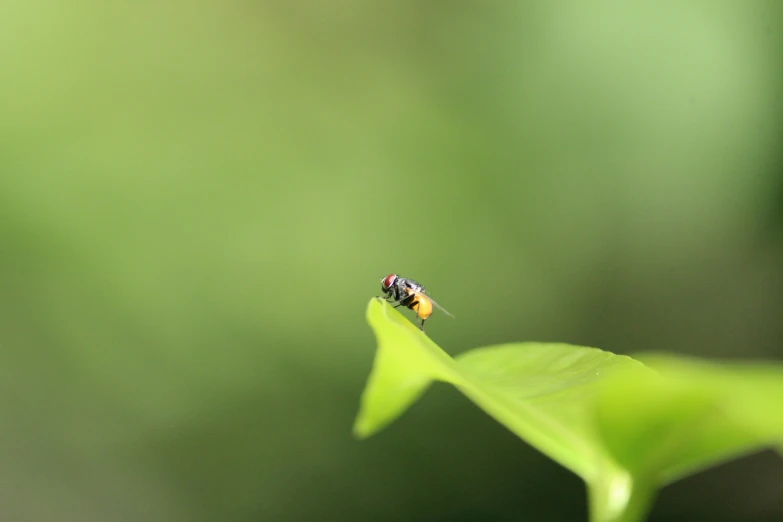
[411,296,433,320]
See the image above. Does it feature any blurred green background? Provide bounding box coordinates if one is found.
[1,1,782,521]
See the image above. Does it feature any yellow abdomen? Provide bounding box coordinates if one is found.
[412,295,433,320]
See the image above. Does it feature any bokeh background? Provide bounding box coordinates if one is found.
[2,1,782,521]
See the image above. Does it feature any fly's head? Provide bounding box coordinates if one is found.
[380,274,398,296]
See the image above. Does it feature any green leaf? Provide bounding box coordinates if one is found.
[354,299,783,522]
[594,353,783,484]
[355,299,655,521]
[355,299,647,476]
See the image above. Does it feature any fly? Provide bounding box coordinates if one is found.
[378,273,453,331]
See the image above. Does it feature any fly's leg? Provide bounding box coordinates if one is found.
[388,296,410,308]
[376,292,398,303]
[417,315,426,332]
[387,292,414,308]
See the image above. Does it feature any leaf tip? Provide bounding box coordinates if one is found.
[366,296,385,317]
[351,415,378,440]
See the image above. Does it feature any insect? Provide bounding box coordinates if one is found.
[378,274,454,331]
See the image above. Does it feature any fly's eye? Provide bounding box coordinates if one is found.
[381,274,397,290]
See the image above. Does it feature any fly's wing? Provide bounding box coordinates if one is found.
[402,279,454,318]
[426,295,455,318]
